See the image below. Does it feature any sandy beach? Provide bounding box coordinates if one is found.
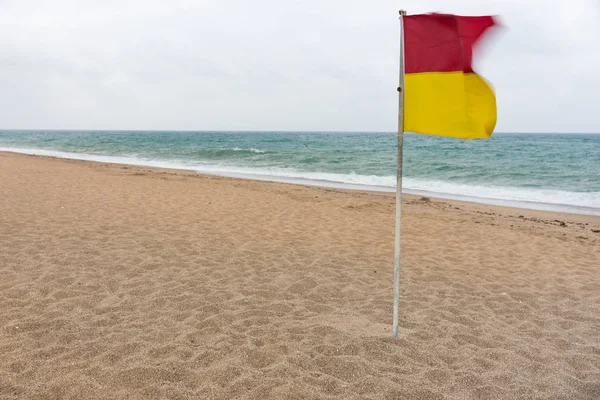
[1,150,599,399]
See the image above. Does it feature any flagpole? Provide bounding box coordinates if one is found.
[392,9,407,338]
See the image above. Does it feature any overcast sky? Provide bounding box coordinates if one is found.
[1,0,599,133]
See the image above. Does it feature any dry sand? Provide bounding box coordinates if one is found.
[1,151,599,400]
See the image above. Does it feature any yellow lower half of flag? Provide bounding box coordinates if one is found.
[404,72,497,140]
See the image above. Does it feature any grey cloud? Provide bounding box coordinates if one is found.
[0,0,598,132]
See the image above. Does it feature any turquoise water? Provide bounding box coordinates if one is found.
[1,130,599,214]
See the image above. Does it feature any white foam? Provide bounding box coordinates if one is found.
[232,147,266,153]
[2,146,599,216]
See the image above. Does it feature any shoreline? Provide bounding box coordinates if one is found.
[2,150,599,228]
[2,148,599,217]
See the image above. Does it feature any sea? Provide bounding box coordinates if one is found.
[1,130,599,215]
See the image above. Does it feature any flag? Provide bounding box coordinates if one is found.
[403,13,497,139]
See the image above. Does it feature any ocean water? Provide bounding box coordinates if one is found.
[1,130,599,215]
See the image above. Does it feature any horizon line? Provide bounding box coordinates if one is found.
[1,129,599,135]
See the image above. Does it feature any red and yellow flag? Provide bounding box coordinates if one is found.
[403,14,497,139]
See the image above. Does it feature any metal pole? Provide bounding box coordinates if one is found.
[392,9,406,338]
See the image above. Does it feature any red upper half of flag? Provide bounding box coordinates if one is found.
[403,13,496,74]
